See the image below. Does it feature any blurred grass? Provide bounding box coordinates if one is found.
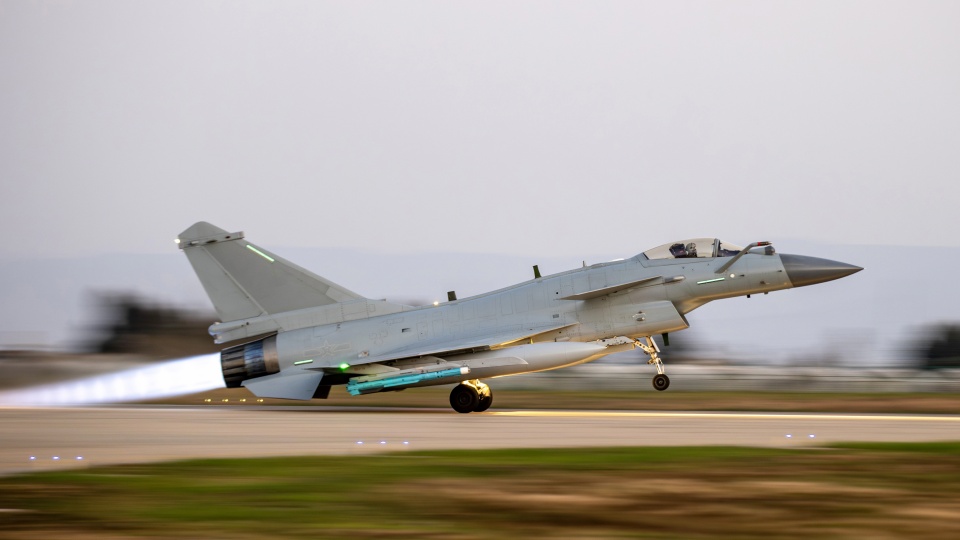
[160,386,960,414]
[2,443,959,539]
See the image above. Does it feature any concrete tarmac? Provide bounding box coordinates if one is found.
[2,406,959,475]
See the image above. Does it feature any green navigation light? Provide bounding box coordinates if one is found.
[246,244,275,263]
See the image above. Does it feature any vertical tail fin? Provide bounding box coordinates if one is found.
[177,222,364,322]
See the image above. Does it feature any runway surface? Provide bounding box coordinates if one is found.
[2,406,958,475]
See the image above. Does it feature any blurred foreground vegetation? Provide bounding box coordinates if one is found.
[1,443,959,539]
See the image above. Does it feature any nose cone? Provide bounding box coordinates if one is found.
[781,254,863,288]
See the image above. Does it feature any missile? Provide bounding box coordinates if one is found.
[347,366,470,396]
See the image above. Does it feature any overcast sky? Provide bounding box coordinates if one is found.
[2,1,958,261]
[2,1,959,363]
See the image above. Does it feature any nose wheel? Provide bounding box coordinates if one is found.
[635,337,670,392]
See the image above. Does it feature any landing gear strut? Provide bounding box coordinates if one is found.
[636,336,670,391]
[449,380,493,413]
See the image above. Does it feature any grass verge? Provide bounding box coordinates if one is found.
[2,443,959,539]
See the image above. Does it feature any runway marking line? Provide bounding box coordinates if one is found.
[1,406,958,423]
[491,411,960,422]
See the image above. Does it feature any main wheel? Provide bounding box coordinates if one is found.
[474,391,493,412]
[449,384,480,413]
[652,374,670,391]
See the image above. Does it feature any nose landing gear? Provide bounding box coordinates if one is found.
[449,380,493,413]
[636,337,670,391]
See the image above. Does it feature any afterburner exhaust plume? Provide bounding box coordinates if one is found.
[0,354,224,406]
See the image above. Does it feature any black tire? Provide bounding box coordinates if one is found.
[450,384,479,413]
[474,392,493,412]
[652,374,670,391]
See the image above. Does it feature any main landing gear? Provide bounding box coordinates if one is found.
[449,380,492,413]
[635,336,670,391]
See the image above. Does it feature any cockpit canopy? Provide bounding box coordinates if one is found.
[642,238,746,260]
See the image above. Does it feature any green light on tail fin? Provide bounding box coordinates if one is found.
[246,244,275,263]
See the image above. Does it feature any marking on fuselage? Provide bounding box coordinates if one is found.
[294,359,314,365]
[696,277,726,285]
[310,340,351,358]
[369,330,387,346]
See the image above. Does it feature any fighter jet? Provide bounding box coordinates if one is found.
[178,222,861,413]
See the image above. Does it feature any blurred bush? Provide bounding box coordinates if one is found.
[89,294,219,359]
[914,324,960,370]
